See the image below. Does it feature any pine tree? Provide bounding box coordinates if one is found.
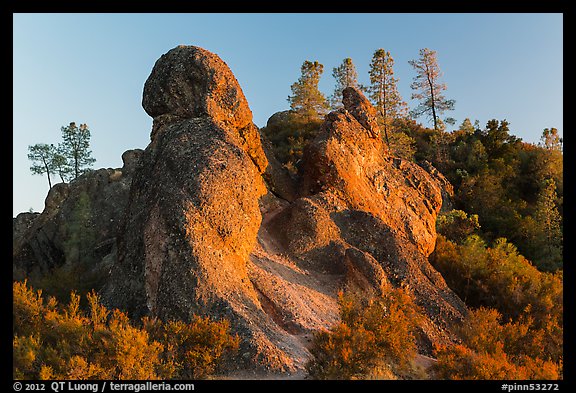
[409,48,455,130]
[52,148,69,183]
[27,143,58,189]
[330,58,361,110]
[288,61,329,119]
[459,118,476,135]
[59,122,96,180]
[533,179,562,269]
[539,128,563,152]
[27,122,95,187]
[482,119,511,158]
[368,49,408,148]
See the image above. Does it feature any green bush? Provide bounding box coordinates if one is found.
[430,234,562,380]
[436,209,480,244]
[430,235,562,324]
[260,111,323,174]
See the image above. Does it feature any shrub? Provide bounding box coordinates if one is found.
[433,308,561,380]
[307,288,424,379]
[143,316,239,379]
[430,235,562,324]
[430,232,563,380]
[436,209,480,244]
[13,280,239,380]
[260,111,323,174]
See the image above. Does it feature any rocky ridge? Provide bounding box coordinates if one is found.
[13,45,467,375]
[13,149,142,283]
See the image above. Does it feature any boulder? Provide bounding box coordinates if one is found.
[142,45,253,134]
[105,46,302,372]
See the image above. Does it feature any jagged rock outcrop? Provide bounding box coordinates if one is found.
[105,46,309,372]
[12,149,143,281]
[13,212,40,247]
[14,45,467,376]
[342,86,380,139]
[420,159,454,212]
[301,88,443,257]
[289,86,467,348]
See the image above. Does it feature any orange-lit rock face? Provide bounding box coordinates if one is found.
[111,116,267,314]
[13,46,467,376]
[143,46,253,133]
[142,46,269,176]
[291,87,465,353]
[104,51,465,374]
[342,86,381,139]
[107,46,307,373]
[302,94,443,257]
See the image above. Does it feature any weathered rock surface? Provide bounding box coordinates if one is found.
[105,46,310,372]
[14,46,467,376]
[292,87,466,348]
[143,45,253,137]
[246,92,467,356]
[260,137,298,202]
[420,159,454,212]
[12,149,142,281]
[13,212,40,248]
[342,86,380,139]
[301,102,443,257]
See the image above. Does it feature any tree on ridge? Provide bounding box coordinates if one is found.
[409,48,455,131]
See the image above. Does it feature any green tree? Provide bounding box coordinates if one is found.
[532,179,562,270]
[429,128,455,172]
[388,125,417,161]
[368,49,408,148]
[260,111,323,173]
[409,48,455,130]
[482,119,513,158]
[524,129,563,202]
[51,148,69,183]
[437,209,480,244]
[288,61,329,119]
[539,127,562,152]
[458,118,476,135]
[59,122,96,180]
[330,58,361,110]
[27,143,58,189]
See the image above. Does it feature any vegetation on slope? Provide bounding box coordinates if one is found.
[306,288,425,380]
[13,281,239,380]
[17,48,562,380]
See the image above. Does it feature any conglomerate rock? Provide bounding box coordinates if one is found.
[14,46,467,375]
[105,46,308,371]
[293,87,467,349]
[12,149,142,283]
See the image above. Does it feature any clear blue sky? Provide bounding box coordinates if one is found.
[13,13,563,217]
